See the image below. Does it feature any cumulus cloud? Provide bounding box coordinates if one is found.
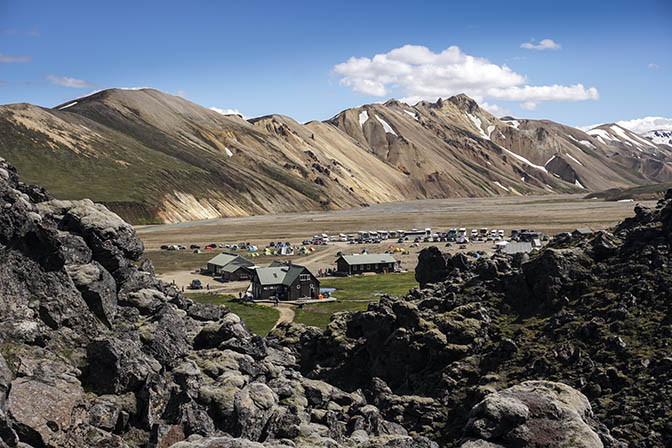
[333,44,598,110]
[577,117,672,134]
[615,117,672,134]
[648,63,660,69]
[210,107,246,119]
[46,74,97,89]
[0,53,31,63]
[481,102,512,117]
[520,39,561,51]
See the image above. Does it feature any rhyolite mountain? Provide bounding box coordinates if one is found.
[1,88,671,224]
[4,158,672,447]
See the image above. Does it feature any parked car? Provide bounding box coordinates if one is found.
[190,244,201,250]
[189,279,203,290]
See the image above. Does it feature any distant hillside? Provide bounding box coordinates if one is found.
[585,182,672,201]
[1,88,671,223]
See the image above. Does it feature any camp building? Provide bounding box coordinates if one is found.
[572,227,594,239]
[251,262,319,301]
[207,253,255,281]
[336,253,399,275]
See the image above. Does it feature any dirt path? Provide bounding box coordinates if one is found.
[261,304,296,330]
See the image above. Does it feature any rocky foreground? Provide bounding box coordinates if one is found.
[0,157,670,447]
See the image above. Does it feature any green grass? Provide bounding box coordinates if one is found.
[294,272,418,329]
[144,250,217,274]
[187,293,279,336]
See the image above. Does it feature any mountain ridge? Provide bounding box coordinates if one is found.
[1,88,670,223]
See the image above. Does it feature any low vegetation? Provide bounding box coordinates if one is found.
[144,250,216,274]
[294,272,418,329]
[187,293,279,336]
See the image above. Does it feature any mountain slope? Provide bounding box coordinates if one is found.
[0,88,670,223]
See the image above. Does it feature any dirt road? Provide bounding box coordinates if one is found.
[265,304,295,330]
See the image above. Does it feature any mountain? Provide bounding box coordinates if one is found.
[641,129,672,146]
[1,88,671,223]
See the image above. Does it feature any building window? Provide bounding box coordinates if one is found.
[299,274,310,281]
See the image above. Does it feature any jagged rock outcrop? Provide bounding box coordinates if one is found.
[3,157,669,447]
[273,190,672,447]
[0,158,435,447]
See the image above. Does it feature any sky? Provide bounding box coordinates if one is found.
[1,0,671,130]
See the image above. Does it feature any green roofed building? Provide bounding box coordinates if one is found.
[336,253,399,275]
[207,252,255,281]
[251,261,319,301]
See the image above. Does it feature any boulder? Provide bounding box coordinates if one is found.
[461,381,605,447]
[66,261,117,326]
[6,375,85,447]
[416,247,451,288]
[86,337,160,394]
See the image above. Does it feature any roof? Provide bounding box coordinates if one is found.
[254,263,315,286]
[501,242,533,255]
[208,252,254,268]
[573,227,594,235]
[254,267,289,286]
[338,253,397,266]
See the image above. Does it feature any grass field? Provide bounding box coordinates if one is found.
[187,293,279,336]
[293,272,418,329]
[144,249,325,275]
[145,250,215,274]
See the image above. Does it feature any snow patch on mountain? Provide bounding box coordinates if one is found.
[565,153,584,167]
[359,110,369,128]
[610,125,655,149]
[59,102,78,110]
[503,119,520,129]
[404,110,419,120]
[504,148,548,173]
[375,115,397,135]
[467,113,489,140]
[642,129,672,145]
[493,181,509,191]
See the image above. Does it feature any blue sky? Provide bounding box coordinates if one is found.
[1,0,670,129]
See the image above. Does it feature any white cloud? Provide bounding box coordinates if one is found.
[333,44,598,109]
[481,102,512,117]
[648,63,660,69]
[210,107,246,119]
[577,117,672,134]
[520,39,561,51]
[46,74,96,88]
[615,117,672,134]
[576,123,601,132]
[0,53,31,63]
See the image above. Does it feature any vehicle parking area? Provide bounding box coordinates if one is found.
[139,194,657,288]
